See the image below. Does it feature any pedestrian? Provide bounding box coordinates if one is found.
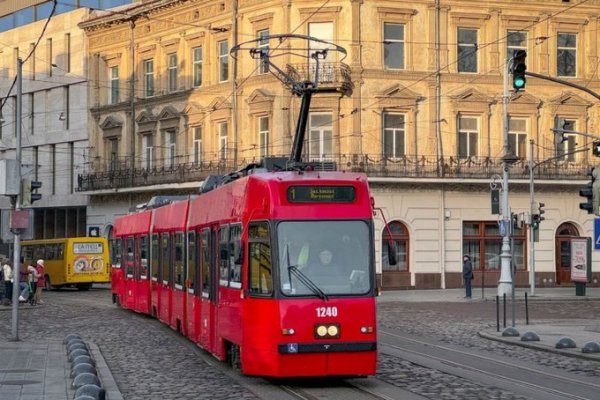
[34,259,45,305]
[2,258,13,305]
[462,254,474,299]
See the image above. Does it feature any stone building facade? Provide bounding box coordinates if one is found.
[76,0,600,289]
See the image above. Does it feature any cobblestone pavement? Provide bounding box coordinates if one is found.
[376,299,600,399]
[2,288,598,400]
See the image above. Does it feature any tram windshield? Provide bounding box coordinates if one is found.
[277,220,371,296]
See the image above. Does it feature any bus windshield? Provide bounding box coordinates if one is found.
[277,220,371,296]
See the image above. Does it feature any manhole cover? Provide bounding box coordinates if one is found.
[0,380,41,385]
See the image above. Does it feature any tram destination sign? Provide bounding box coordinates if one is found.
[287,185,356,203]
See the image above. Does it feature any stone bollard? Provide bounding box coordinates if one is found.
[69,348,90,361]
[73,372,101,389]
[74,384,106,400]
[71,363,97,379]
[63,334,82,344]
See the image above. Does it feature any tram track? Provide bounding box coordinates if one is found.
[379,329,600,400]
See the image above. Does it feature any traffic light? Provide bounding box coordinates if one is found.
[531,213,540,230]
[593,141,600,157]
[537,202,545,222]
[512,49,527,91]
[579,168,599,214]
[21,178,42,207]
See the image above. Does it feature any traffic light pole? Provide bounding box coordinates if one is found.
[11,58,23,341]
[529,140,536,296]
[499,58,514,297]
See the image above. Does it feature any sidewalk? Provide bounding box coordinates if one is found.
[378,286,600,303]
[0,309,123,400]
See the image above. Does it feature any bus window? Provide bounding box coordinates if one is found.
[186,231,197,293]
[161,233,171,285]
[201,229,211,298]
[219,225,229,287]
[126,237,134,277]
[248,222,272,296]
[140,235,149,279]
[229,224,242,289]
[151,234,159,281]
[174,232,185,288]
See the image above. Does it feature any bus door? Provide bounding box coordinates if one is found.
[124,236,136,310]
[199,226,219,354]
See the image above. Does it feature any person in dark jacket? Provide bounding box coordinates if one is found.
[462,255,474,298]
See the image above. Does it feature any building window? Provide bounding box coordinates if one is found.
[382,221,409,272]
[257,29,270,74]
[168,53,177,92]
[193,47,202,87]
[109,138,119,171]
[458,115,478,158]
[556,118,577,161]
[144,59,154,97]
[508,117,527,159]
[307,112,333,161]
[258,116,269,157]
[463,222,526,271]
[165,130,176,168]
[382,113,405,158]
[109,66,119,104]
[192,126,202,165]
[557,32,576,77]
[219,121,228,161]
[383,23,404,70]
[507,30,527,59]
[64,33,71,73]
[46,38,52,77]
[457,28,477,73]
[218,40,229,82]
[143,134,153,170]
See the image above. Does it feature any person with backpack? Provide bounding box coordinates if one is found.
[34,259,45,305]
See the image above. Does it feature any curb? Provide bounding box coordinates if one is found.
[478,331,600,362]
[88,342,124,400]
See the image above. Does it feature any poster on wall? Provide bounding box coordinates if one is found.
[570,238,588,283]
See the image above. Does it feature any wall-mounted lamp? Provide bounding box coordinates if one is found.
[59,112,65,121]
[444,209,451,221]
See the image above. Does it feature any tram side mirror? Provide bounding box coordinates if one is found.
[386,241,397,266]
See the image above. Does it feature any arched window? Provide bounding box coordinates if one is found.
[382,221,409,271]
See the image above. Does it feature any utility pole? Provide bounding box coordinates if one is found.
[498,57,516,297]
[11,58,23,341]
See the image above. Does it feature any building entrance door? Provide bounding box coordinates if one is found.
[555,223,580,285]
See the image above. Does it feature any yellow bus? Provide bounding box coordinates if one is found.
[21,237,110,290]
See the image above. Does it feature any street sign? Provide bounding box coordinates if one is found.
[594,218,600,250]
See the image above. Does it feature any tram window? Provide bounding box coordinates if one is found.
[248,222,272,296]
[229,224,242,288]
[110,238,121,267]
[126,237,134,277]
[151,234,159,280]
[161,233,171,285]
[201,229,211,297]
[174,232,185,288]
[187,231,197,293]
[140,235,149,279]
[219,225,230,287]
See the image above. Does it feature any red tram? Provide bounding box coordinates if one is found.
[111,171,377,377]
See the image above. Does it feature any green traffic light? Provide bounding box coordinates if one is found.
[513,76,526,89]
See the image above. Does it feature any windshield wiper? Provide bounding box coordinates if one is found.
[288,266,328,301]
[284,244,328,300]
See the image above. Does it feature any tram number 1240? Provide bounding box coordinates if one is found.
[317,306,338,317]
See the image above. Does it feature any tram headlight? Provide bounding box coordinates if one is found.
[314,323,340,339]
[360,326,374,334]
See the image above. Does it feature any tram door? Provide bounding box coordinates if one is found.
[124,236,136,309]
[199,227,217,352]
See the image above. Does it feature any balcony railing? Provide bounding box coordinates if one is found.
[77,154,589,192]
